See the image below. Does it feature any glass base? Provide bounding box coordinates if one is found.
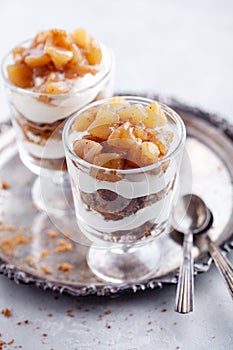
[87,240,161,283]
[31,175,74,216]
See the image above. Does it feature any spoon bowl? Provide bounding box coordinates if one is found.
[172,194,211,235]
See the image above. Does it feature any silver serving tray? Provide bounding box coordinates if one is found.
[0,94,233,296]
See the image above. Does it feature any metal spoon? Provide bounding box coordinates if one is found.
[173,194,233,313]
[172,194,212,313]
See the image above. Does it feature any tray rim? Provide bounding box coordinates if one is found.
[0,93,233,297]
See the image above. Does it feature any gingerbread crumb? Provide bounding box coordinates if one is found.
[54,239,72,253]
[7,339,14,345]
[24,320,29,324]
[161,308,167,312]
[66,309,75,318]
[1,308,11,317]
[106,323,111,329]
[0,231,32,256]
[40,250,50,259]
[47,229,58,238]
[17,322,22,326]
[1,181,9,190]
[57,262,72,272]
[42,333,48,337]
[78,276,85,283]
[105,309,112,315]
[41,265,52,274]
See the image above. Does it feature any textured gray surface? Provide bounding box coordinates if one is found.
[0,0,233,349]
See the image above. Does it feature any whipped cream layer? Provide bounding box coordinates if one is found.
[69,160,177,199]
[10,44,112,124]
[23,139,64,159]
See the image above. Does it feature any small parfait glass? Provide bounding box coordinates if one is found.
[63,96,186,283]
[1,39,114,216]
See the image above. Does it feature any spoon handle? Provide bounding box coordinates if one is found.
[208,241,233,299]
[175,232,194,313]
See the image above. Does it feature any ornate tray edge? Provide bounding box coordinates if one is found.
[0,94,233,297]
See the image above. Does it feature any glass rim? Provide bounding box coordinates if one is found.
[63,95,186,174]
[1,38,114,98]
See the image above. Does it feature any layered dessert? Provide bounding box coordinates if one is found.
[65,97,181,243]
[3,28,113,173]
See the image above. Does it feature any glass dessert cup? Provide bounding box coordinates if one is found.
[1,39,114,216]
[63,96,186,283]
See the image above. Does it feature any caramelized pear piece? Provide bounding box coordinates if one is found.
[71,28,91,49]
[109,96,129,109]
[108,124,138,149]
[118,104,146,123]
[94,153,125,169]
[141,141,160,165]
[45,40,73,68]
[43,81,72,94]
[7,63,33,88]
[86,42,102,65]
[24,45,51,68]
[145,102,167,128]
[73,109,96,132]
[73,139,103,163]
[88,108,119,140]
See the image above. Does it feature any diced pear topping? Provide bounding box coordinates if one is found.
[71,28,91,49]
[45,43,73,68]
[108,124,137,149]
[71,99,174,170]
[109,96,129,109]
[73,110,96,132]
[43,81,71,94]
[86,42,102,65]
[94,153,125,169]
[144,102,167,128]
[141,142,160,165]
[7,63,33,88]
[73,139,103,163]
[7,27,102,92]
[118,104,146,123]
[88,109,119,140]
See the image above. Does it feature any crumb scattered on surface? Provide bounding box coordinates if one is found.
[148,321,152,325]
[66,309,75,318]
[0,224,16,232]
[78,276,85,283]
[1,181,9,190]
[0,231,32,256]
[57,262,72,272]
[161,308,167,313]
[54,239,73,253]
[106,323,111,329]
[147,328,153,332]
[47,313,53,317]
[105,309,112,315]
[7,339,14,345]
[1,308,11,317]
[17,322,21,326]
[42,333,47,337]
[41,265,52,274]
[176,347,180,349]
[40,250,50,259]
[47,229,58,238]
[24,320,29,324]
